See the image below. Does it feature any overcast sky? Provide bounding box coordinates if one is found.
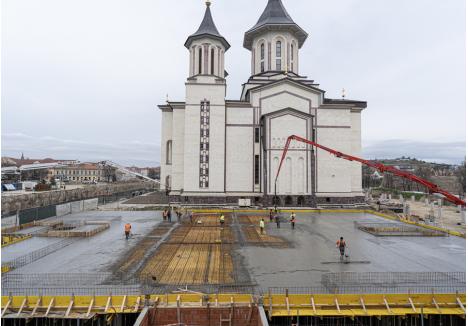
[1,0,466,166]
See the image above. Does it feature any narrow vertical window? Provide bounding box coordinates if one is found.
[211,48,215,75]
[276,41,282,71]
[290,43,294,71]
[254,155,260,185]
[198,48,202,74]
[254,127,260,143]
[260,43,265,72]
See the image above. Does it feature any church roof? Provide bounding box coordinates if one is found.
[244,0,308,50]
[185,2,230,50]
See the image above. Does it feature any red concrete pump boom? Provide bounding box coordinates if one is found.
[275,135,466,207]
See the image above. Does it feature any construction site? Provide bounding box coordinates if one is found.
[1,202,466,325]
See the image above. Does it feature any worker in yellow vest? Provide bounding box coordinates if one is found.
[220,214,225,226]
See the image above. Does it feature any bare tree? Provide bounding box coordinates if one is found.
[455,159,466,195]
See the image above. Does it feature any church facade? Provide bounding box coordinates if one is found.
[158,0,367,206]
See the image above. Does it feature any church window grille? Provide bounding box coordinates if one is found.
[211,48,215,75]
[276,41,282,71]
[198,48,202,74]
[254,155,260,185]
[199,100,210,188]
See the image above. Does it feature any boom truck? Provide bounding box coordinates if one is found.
[275,135,466,207]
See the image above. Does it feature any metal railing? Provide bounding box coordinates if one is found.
[2,272,465,296]
[2,239,75,271]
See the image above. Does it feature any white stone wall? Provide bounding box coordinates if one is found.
[315,107,363,196]
[226,125,253,192]
[184,76,226,193]
[160,110,173,190]
[171,109,185,193]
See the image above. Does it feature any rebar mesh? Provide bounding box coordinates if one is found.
[354,221,448,236]
[2,239,75,270]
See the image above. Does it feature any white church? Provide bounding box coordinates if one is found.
[159,0,367,206]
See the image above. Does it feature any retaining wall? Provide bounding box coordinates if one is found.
[1,182,156,217]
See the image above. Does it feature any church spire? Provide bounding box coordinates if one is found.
[184,1,230,50]
[243,0,308,50]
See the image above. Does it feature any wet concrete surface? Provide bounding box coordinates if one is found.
[2,210,465,291]
[238,212,466,288]
[6,211,164,273]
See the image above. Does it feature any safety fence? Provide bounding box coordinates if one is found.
[2,272,465,297]
[1,239,75,271]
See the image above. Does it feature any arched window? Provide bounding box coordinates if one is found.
[260,43,265,72]
[198,48,202,75]
[290,43,294,71]
[210,48,215,75]
[276,41,282,71]
[166,140,172,165]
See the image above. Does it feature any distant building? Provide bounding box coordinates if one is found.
[50,163,113,183]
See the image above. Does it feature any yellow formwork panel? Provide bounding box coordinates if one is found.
[1,234,32,248]
[2,293,465,317]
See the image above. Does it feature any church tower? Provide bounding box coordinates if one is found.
[181,1,229,195]
[243,0,308,75]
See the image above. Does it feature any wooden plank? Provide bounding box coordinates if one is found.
[310,296,316,315]
[65,299,74,317]
[45,297,55,317]
[360,297,367,315]
[432,297,441,313]
[86,297,95,317]
[1,299,11,317]
[120,295,127,312]
[456,297,466,313]
[31,297,42,317]
[334,298,341,313]
[408,297,416,313]
[104,296,112,313]
[17,297,27,316]
[383,297,392,313]
[133,296,141,312]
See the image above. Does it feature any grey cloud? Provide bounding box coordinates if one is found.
[363,140,465,165]
[1,133,160,167]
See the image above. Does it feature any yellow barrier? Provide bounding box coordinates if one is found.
[1,293,465,318]
[1,234,31,248]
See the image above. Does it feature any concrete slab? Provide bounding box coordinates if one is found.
[2,237,63,262]
[6,210,164,273]
[238,212,465,289]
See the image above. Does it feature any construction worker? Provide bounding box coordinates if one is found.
[167,206,172,222]
[176,209,182,222]
[220,214,225,226]
[275,214,280,228]
[336,237,347,260]
[124,223,132,240]
[290,212,296,230]
[259,218,265,234]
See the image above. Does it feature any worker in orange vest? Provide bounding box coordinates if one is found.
[336,237,346,260]
[124,223,132,240]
